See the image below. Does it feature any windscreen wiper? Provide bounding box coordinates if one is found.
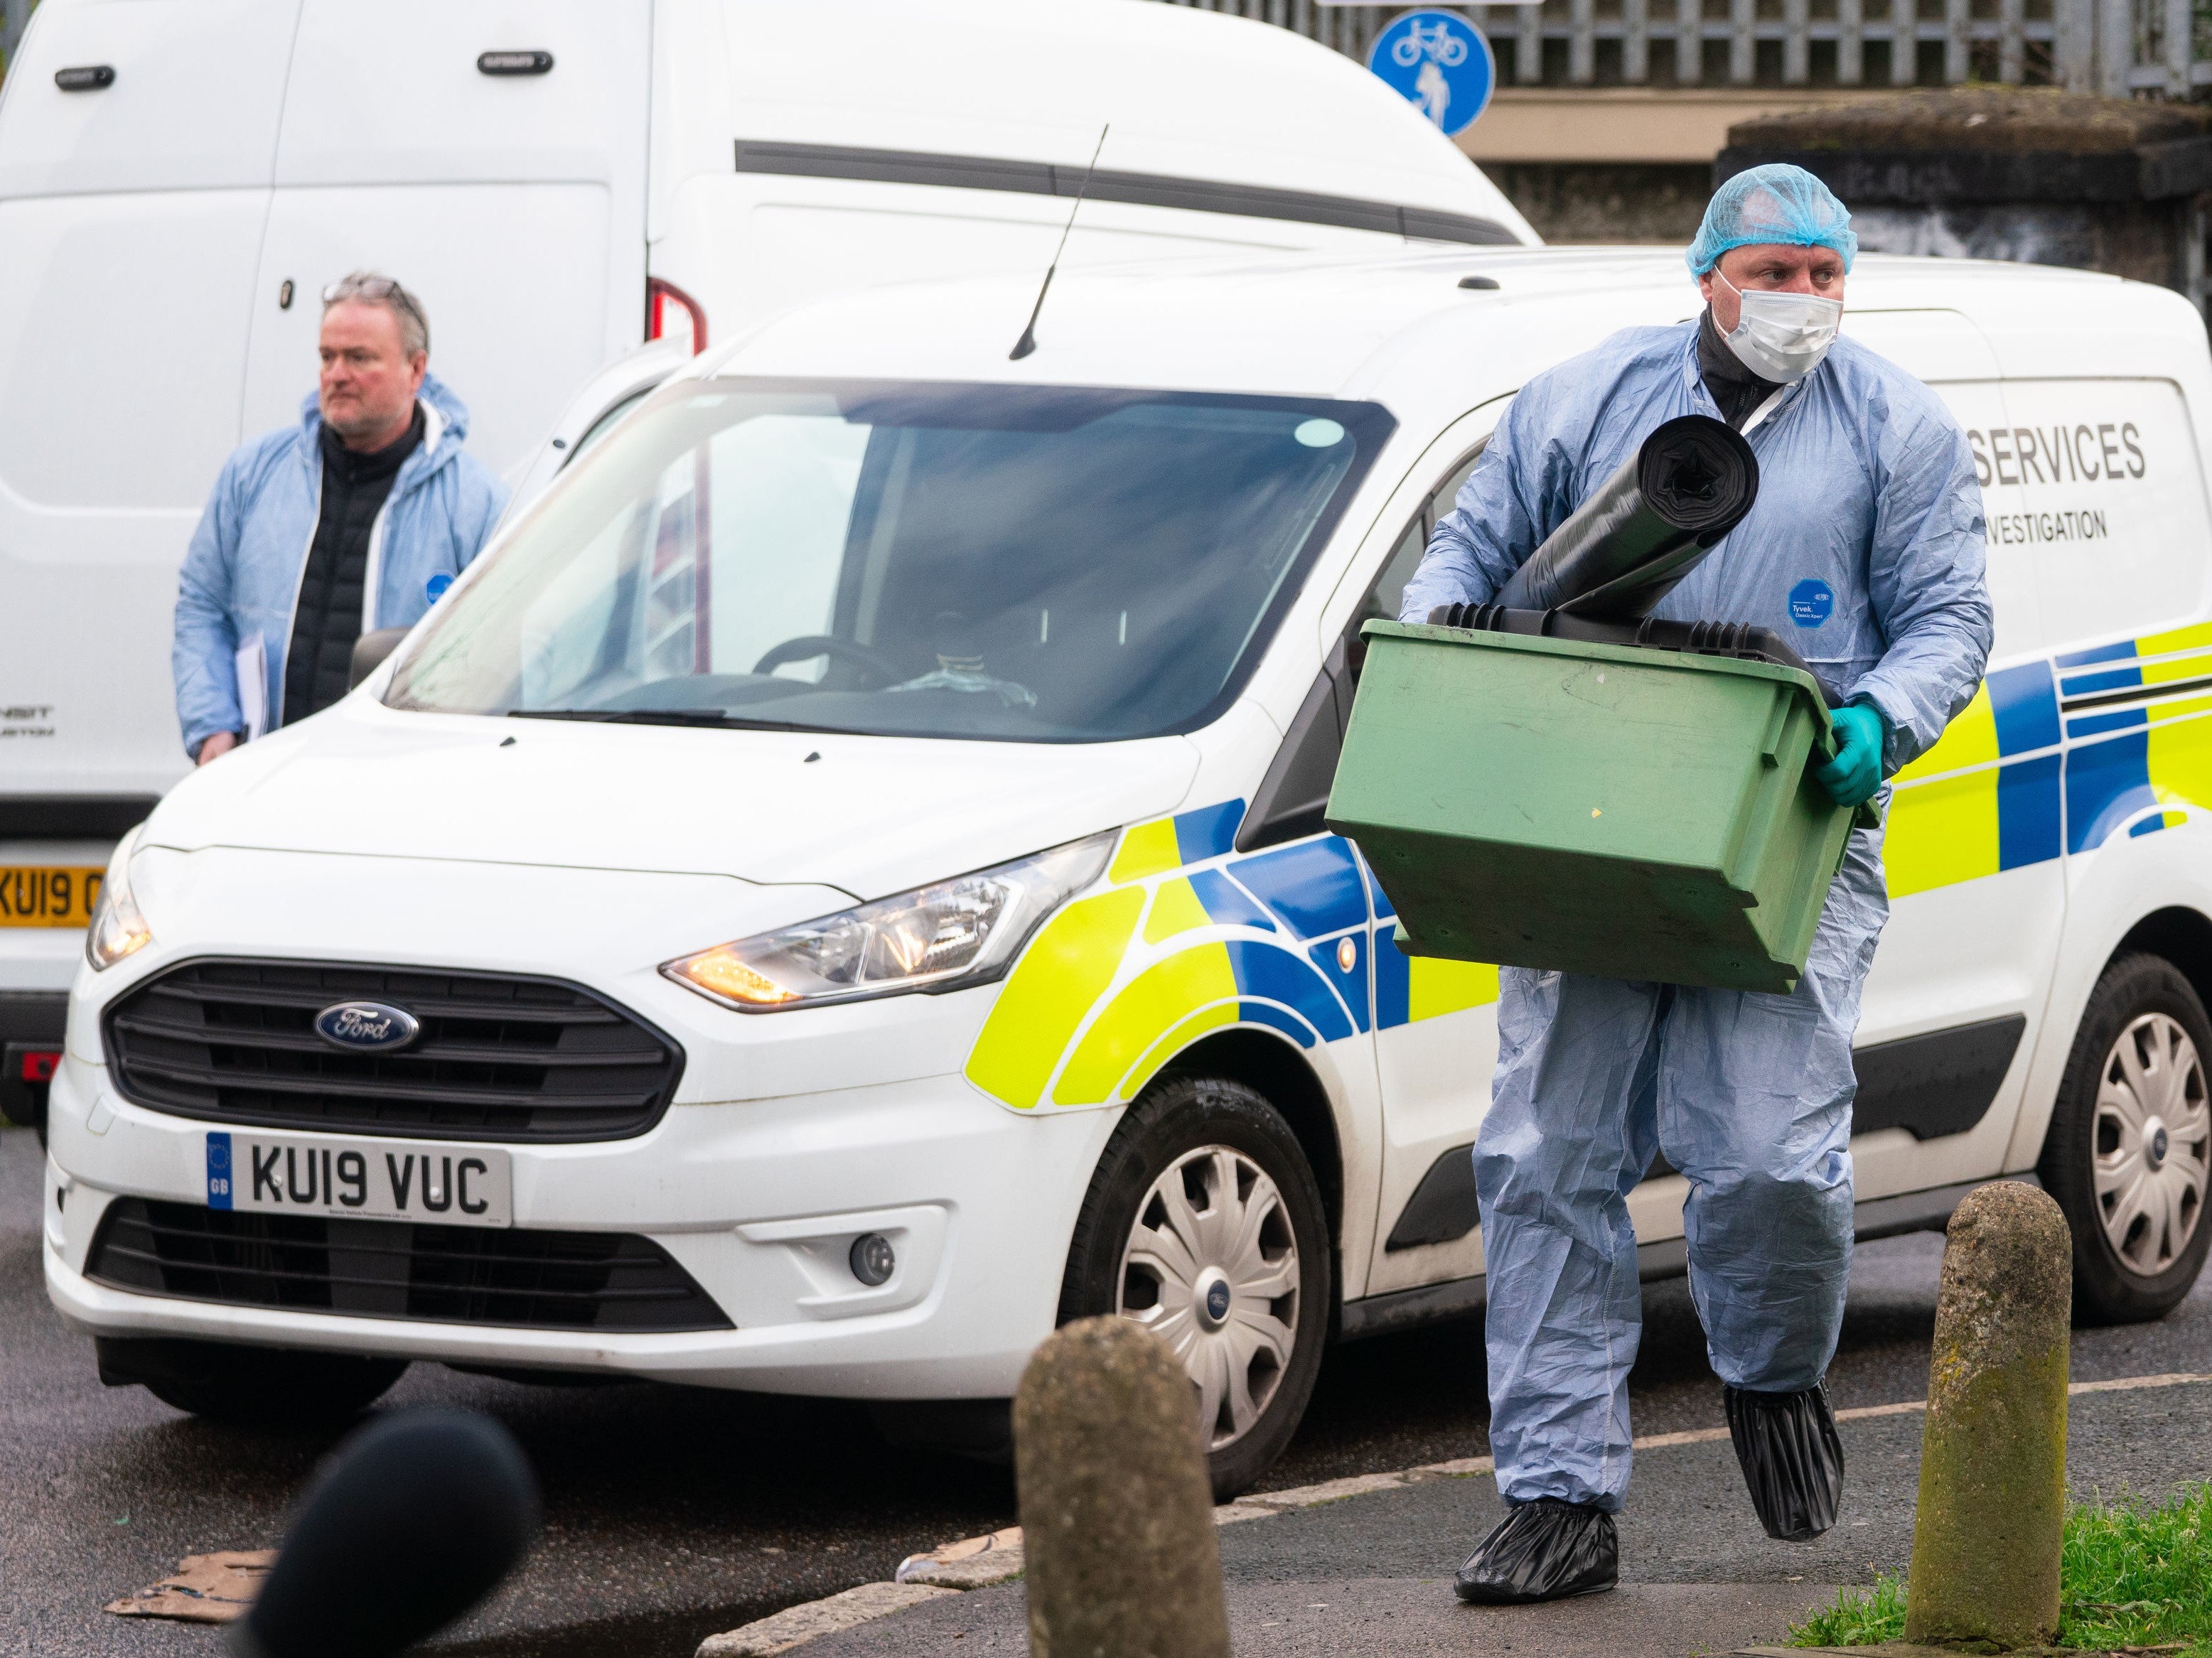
[508,709,834,734]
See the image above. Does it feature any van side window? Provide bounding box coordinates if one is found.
[1236,441,1486,852]
[1346,441,1486,684]
[1355,517,1427,655]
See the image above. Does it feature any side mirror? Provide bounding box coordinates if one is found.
[350,628,411,690]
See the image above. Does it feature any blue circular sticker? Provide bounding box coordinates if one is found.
[1788,578,1835,628]
[1367,11,1495,138]
[425,572,454,602]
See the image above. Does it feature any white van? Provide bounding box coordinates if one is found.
[0,0,1534,1134]
[44,247,2212,1495]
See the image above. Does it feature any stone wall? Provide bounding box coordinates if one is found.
[1849,199,2203,291]
[1719,87,2212,312]
[1471,87,2212,313]
[1483,163,1715,244]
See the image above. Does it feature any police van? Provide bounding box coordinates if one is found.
[0,0,1532,1136]
[43,247,2212,1497]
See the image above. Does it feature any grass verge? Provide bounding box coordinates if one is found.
[1788,1482,2212,1652]
[1790,1573,1906,1647]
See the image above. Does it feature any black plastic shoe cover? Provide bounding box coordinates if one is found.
[1724,1382,1845,1541]
[1453,1497,1618,1605]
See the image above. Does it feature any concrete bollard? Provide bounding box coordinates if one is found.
[1904,1180,2072,1651]
[1014,1316,1230,1658]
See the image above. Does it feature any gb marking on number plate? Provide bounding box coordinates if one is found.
[205,1131,235,1210]
[205,1131,512,1227]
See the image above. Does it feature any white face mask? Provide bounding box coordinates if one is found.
[1714,268,1843,384]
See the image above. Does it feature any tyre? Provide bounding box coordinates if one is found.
[2039,952,2212,1324]
[96,1336,408,1426]
[1058,1074,1331,1501]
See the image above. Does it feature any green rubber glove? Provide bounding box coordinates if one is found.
[1813,701,1887,808]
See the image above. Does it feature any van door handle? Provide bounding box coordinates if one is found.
[54,66,116,91]
[477,50,553,75]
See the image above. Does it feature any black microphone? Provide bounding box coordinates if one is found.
[231,1409,541,1658]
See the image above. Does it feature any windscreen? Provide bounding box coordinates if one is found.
[385,379,1391,742]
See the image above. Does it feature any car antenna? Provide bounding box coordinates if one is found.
[1010,124,1109,361]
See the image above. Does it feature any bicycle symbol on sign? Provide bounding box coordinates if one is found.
[1391,19,1470,67]
[1367,10,1494,137]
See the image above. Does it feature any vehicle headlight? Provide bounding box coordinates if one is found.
[85,828,152,971]
[662,831,1115,1012]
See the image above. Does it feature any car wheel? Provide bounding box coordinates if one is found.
[2039,952,2212,1324]
[96,1336,409,1425]
[1058,1073,1331,1501]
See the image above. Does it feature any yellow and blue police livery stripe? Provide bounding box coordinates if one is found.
[1107,798,1245,883]
[1172,800,1247,866]
[964,802,1500,1111]
[2061,639,2154,852]
[1887,620,2212,888]
[1223,838,1372,1033]
[1240,999,1326,1049]
[1308,930,1370,1034]
[1990,660,2064,869]
[1884,657,2062,897]
[2053,620,2212,851]
[2059,642,2148,698]
[1225,939,1355,1040]
[1225,838,1370,940]
[1187,868,1276,931]
[1363,854,1500,1026]
[972,617,2212,1111]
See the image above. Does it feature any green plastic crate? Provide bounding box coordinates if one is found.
[1326,621,1856,994]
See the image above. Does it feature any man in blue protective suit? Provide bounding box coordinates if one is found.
[1401,166,1992,1603]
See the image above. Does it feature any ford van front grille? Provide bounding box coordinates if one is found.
[87,1198,731,1332]
[102,959,683,1143]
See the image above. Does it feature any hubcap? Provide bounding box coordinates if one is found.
[1116,1144,1301,1453]
[2093,1012,2210,1277]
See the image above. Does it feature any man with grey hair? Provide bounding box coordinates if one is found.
[174,271,507,763]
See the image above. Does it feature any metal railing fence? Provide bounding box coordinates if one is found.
[1,3,2201,104]
[1159,0,2212,98]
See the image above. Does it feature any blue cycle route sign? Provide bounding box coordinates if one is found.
[1367,10,1495,138]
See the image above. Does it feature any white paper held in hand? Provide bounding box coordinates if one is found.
[233,632,267,741]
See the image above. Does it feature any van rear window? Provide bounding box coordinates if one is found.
[385,379,1391,743]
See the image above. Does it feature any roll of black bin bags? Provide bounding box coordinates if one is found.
[1493,414,1758,620]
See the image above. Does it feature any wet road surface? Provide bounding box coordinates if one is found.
[7,1124,2207,1657]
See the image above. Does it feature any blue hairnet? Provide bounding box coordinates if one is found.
[1685,163,1857,276]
